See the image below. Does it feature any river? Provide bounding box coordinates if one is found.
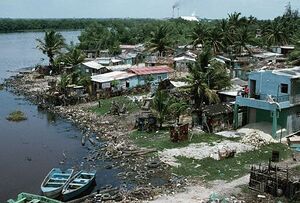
[0,31,123,201]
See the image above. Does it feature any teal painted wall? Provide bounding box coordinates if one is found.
[255,109,272,123]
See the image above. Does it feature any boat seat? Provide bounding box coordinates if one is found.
[69,183,84,186]
[73,178,88,183]
[53,173,70,177]
[45,182,64,186]
[49,177,67,182]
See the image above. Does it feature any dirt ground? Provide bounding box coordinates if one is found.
[148,154,300,203]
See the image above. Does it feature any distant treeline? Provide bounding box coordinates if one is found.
[0,18,163,33]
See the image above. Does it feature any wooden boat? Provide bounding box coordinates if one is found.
[7,192,62,203]
[41,168,74,198]
[62,170,96,201]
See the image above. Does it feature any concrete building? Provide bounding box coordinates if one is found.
[91,66,173,93]
[234,67,300,138]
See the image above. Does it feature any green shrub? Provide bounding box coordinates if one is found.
[6,110,27,122]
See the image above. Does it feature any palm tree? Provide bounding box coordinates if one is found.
[233,27,254,55]
[152,90,173,128]
[36,30,65,71]
[58,73,70,93]
[264,21,288,46]
[228,12,242,28]
[288,36,300,65]
[64,46,86,66]
[57,70,91,93]
[205,27,224,55]
[218,19,233,51]
[185,49,231,110]
[147,25,173,56]
[169,99,189,124]
[189,23,208,48]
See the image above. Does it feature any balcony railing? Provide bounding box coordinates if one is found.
[259,94,290,103]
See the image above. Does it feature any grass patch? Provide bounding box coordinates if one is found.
[129,130,239,151]
[6,110,27,122]
[294,165,300,171]
[90,96,139,115]
[172,143,292,181]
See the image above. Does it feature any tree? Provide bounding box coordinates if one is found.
[205,27,224,55]
[288,36,300,65]
[36,30,65,71]
[152,90,173,128]
[147,25,173,56]
[169,99,189,124]
[79,22,121,54]
[57,70,91,93]
[63,45,86,66]
[189,23,208,48]
[228,12,242,28]
[233,26,254,55]
[264,21,288,46]
[185,49,231,110]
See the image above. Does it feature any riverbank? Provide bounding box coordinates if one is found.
[5,71,185,202]
[5,71,299,203]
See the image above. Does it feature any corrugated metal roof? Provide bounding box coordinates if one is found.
[82,61,105,70]
[106,64,132,71]
[173,56,196,62]
[91,71,136,83]
[129,66,173,75]
[273,66,300,78]
[203,103,233,116]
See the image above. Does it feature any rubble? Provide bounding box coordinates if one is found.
[239,129,277,148]
[159,141,255,166]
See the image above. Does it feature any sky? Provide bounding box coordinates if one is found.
[0,0,299,20]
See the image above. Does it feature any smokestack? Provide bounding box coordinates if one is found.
[172,1,180,18]
[172,7,175,18]
[177,7,180,18]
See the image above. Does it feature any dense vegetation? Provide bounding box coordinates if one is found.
[76,3,300,55]
[6,3,300,54]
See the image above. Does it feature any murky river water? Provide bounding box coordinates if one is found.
[0,31,123,201]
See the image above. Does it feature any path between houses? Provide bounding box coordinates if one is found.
[148,158,300,203]
[148,175,249,203]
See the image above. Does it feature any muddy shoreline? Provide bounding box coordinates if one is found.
[4,72,186,202]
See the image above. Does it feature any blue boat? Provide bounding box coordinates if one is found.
[41,168,74,198]
[62,170,96,201]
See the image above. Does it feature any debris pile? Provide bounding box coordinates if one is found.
[159,141,255,166]
[207,193,246,203]
[240,129,276,148]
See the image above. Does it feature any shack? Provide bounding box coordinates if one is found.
[249,162,300,200]
[202,103,233,133]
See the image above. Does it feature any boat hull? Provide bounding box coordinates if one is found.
[63,177,95,201]
[41,188,61,199]
[7,192,62,203]
[41,168,74,198]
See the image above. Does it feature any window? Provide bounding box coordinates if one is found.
[281,83,288,93]
[158,76,162,81]
[126,81,130,88]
